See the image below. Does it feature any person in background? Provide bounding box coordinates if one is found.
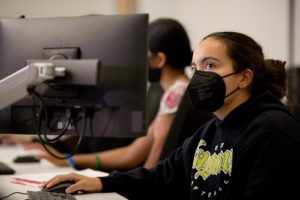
[24,18,192,171]
[43,31,300,200]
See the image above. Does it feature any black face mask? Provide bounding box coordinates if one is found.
[188,70,239,112]
[148,67,162,83]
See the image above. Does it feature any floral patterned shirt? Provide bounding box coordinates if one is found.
[158,81,188,115]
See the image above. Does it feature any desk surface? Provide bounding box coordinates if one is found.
[0,144,127,200]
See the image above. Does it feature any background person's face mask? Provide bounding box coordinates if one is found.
[147,52,162,83]
[188,70,239,112]
[148,67,162,83]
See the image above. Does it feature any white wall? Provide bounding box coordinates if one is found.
[0,0,296,64]
[0,0,115,17]
[295,0,300,66]
[137,0,289,62]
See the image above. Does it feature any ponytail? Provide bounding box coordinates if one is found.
[264,59,287,99]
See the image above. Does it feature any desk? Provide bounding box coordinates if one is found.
[0,144,127,200]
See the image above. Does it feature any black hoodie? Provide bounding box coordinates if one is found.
[100,92,300,200]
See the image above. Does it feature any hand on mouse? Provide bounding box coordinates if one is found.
[43,173,103,193]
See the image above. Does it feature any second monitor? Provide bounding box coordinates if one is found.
[0,14,148,138]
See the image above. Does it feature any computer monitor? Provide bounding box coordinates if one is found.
[287,66,300,123]
[0,14,148,138]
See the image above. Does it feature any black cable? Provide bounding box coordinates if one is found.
[36,114,86,159]
[31,93,43,130]
[0,192,27,200]
[43,118,72,143]
[30,91,49,141]
[29,90,87,160]
[30,91,65,143]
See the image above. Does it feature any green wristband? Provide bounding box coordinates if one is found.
[95,153,102,171]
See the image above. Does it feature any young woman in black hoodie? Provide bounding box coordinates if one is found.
[43,32,300,200]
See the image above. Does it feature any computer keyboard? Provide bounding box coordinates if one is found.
[0,161,15,175]
[27,191,77,200]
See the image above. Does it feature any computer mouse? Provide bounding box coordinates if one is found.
[13,155,40,163]
[41,181,76,194]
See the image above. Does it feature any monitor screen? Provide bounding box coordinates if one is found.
[0,14,148,138]
[287,66,300,123]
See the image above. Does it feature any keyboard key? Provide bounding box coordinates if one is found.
[27,191,77,200]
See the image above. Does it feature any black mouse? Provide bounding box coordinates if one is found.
[13,155,40,163]
[41,181,76,194]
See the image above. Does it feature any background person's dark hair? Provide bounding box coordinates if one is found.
[148,18,192,70]
[203,32,287,99]
[264,59,287,99]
